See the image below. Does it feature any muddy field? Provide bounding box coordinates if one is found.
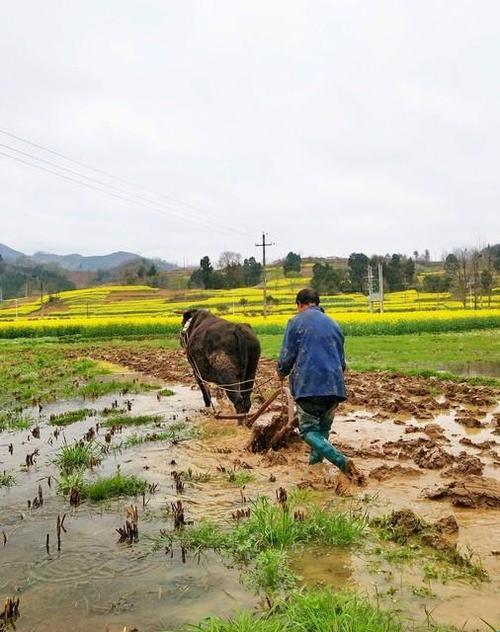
[1,347,499,631]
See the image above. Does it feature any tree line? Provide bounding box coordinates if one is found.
[189,245,499,308]
[0,255,75,300]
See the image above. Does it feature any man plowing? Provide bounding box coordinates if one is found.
[277,288,364,484]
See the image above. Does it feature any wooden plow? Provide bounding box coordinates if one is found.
[212,384,298,453]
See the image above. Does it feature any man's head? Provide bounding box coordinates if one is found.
[295,288,320,312]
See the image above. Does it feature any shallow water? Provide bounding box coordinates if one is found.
[1,374,499,631]
[0,385,256,631]
[438,360,500,378]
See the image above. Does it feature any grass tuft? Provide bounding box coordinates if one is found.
[58,470,146,501]
[80,472,147,501]
[225,471,255,486]
[104,413,163,427]
[174,587,405,632]
[48,408,95,426]
[53,440,102,474]
[157,388,175,397]
[0,470,16,488]
[0,410,33,432]
[118,421,199,448]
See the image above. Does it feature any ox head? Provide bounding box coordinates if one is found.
[181,309,197,326]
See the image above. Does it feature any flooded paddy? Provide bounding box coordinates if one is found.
[1,352,500,631]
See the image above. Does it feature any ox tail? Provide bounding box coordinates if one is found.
[234,325,249,386]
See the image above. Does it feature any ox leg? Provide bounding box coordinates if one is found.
[225,388,245,415]
[188,357,212,408]
[196,377,212,408]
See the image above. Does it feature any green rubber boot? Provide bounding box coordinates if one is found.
[304,431,347,472]
[308,429,330,465]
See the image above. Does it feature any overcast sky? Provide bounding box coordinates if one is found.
[1,1,499,265]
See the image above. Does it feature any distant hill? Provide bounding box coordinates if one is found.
[33,250,144,271]
[0,243,25,261]
[0,243,175,272]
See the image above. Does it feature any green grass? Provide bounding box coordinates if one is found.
[0,410,33,432]
[58,470,147,501]
[157,388,175,397]
[104,413,163,427]
[260,330,500,383]
[53,440,102,474]
[57,470,84,495]
[225,471,255,486]
[117,421,199,448]
[48,408,95,426]
[157,496,367,563]
[0,342,109,408]
[80,472,147,501]
[0,470,16,488]
[78,379,140,398]
[170,587,405,632]
[248,549,297,596]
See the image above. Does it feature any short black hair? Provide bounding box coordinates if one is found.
[295,287,320,306]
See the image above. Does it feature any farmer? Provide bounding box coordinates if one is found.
[277,288,363,483]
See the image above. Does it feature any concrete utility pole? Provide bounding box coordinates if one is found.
[377,262,384,313]
[367,264,374,313]
[255,232,274,317]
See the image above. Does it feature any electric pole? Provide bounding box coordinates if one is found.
[367,264,374,313]
[255,232,274,317]
[377,262,384,313]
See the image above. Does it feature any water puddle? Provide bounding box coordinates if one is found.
[0,384,256,631]
[1,370,499,630]
[438,361,500,378]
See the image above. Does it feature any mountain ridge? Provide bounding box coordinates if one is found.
[0,243,175,271]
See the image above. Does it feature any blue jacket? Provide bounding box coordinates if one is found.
[277,306,346,400]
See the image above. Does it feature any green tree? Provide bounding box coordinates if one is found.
[243,257,262,285]
[384,254,404,291]
[347,253,368,293]
[311,263,341,294]
[422,274,451,292]
[283,252,302,276]
[403,257,415,286]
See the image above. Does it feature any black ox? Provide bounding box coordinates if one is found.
[181,309,261,414]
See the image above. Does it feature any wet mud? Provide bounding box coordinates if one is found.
[1,348,499,630]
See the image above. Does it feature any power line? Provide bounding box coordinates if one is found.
[0,128,254,236]
[0,140,250,236]
[0,149,247,237]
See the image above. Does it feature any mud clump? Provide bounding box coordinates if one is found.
[423,423,449,442]
[443,452,484,477]
[425,476,500,509]
[459,437,496,450]
[247,412,299,453]
[375,509,425,543]
[435,515,459,535]
[413,444,454,470]
[369,464,422,481]
[455,414,483,428]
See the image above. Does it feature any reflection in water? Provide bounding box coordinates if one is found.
[438,361,500,378]
[1,379,499,631]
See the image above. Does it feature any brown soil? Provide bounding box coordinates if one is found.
[369,464,422,480]
[434,515,459,535]
[68,346,498,416]
[425,476,500,508]
[442,452,484,477]
[247,412,299,453]
[68,345,499,510]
